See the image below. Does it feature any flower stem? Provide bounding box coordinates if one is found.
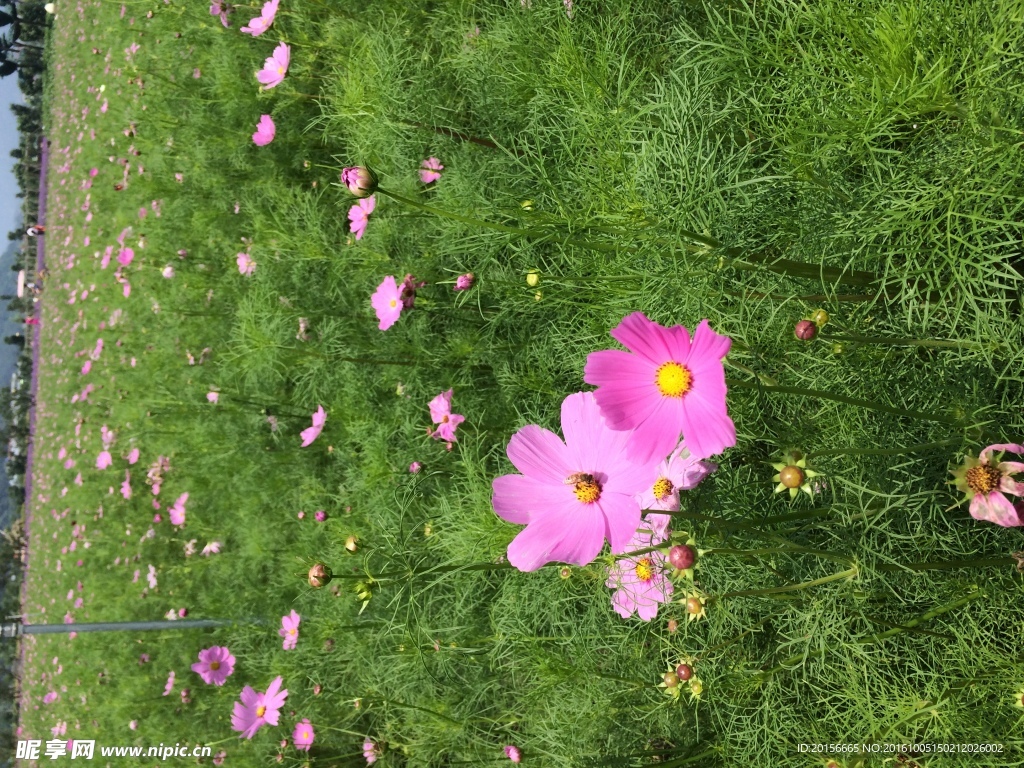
[714,566,858,600]
[703,546,854,566]
[725,377,964,425]
[807,437,961,459]
[822,332,1003,350]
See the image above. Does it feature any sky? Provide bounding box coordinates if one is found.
[0,74,24,237]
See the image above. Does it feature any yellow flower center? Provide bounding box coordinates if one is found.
[654,362,692,398]
[277,66,284,74]
[209,661,220,671]
[288,629,296,635]
[566,472,601,503]
[389,299,397,308]
[303,730,310,739]
[256,705,266,718]
[966,464,1001,495]
[652,477,674,500]
[634,557,654,582]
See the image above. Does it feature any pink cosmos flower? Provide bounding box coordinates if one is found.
[409,461,422,473]
[237,252,256,275]
[232,676,288,739]
[300,406,326,447]
[43,691,58,704]
[191,646,236,686]
[121,472,132,500]
[279,610,300,650]
[202,541,222,556]
[147,565,158,589]
[454,273,474,291]
[636,442,716,512]
[256,42,290,89]
[163,671,176,696]
[207,392,220,404]
[169,493,189,526]
[96,451,112,470]
[127,447,140,464]
[363,740,379,764]
[292,719,315,751]
[428,389,465,443]
[81,360,92,375]
[162,266,175,279]
[419,157,443,184]
[951,443,1024,527]
[240,0,278,35]
[605,514,674,620]
[117,247,134,266]
[252,114,276,146]
[371,275,403,330]
[583,312,735,463]
[492,391,658,571]
[210,1,232,26]
[348,195,376,240]
[314,510,326,522]
[505,745,522,763]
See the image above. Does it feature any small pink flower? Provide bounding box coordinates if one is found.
[348,195,376,240]
[419,157,443,184]
[117,247,134,266]
[127,448,140,464]
[96,451,112,470]
[371,275,403,330]
[169,493,189,526]
[409,461,422,474]
[292,719,315,751]
[207,391,220,404]
[232,676,288,739]
[162,266,175,279]
[300,406,327,447]
[121,472,132,500]
[237,252,256,276]
[163,670,176,696]
[314,510,326,522]
[240,0,279,36]
[952,443,1024,527]
[428,389,465,443]
[256,42,290,89]
[504,745,522,763]
[279,610,301,650]
[202,541,222,556]
[252,114,276,146]
[454,273,474,291]
[363,740,379,764]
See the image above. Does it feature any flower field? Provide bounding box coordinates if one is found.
[14,0,1024,765]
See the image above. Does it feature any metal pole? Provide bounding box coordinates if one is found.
[2,619,246,637]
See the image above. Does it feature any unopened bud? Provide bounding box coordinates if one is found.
[675,663,693,681]
[779,465,805,489]
[810,309,829,327]
[339,166,378,198]
[526,270,540,287]
[345,535,358,552]
[307,563,333,588]
[794,319,817,340]
[668,544,696,571]
[662,671,679,688]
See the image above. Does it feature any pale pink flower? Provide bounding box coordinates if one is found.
[371,276,403,330]
[363,740,379,764]
[348,195,376,240]
[163,670,175,696]
[232,676,288,739]
[252,114,276,146]
[605,514,674,621]
[237,252,256,276]
[127,448,140,464]
[207,392,220,404]
[240,0,279,36]
[256,43,290,89]
[169,493,189,526]
[428,389,465,443]
[409,461,422,473]
[505,745,522,763]
[202,541,222,556]
[96,451,112,470]
[292,719,315,751]
[162,266,175,279]
[300,406,327,447]
[636,442,716,512]
[279,610,300,650]
[121,472,132,500]
[117,247,134,266]
[419,157,443,184]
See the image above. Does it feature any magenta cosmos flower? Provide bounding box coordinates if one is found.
[292,719,314,751]
[492,391,658,571]
[419,157,443,184]
[454,273,474,291]
[191,646,235,686]
[371,276,403,330]
[240,0,278,35]
[637,442,715,511]
[252,114,276,146]
[951,443,1024,527]
[584,312,735,463]
[279,609,300,650]
[349,195,376,240]
[605,513,674,621]
[237,252,256,276]
[363,740,380,764]
[210,1,232,27]
[169,492,188,526]
[428,389,465,442]
[96,451,112,470]
[256,43,290,89]
[300,406,326,447]
[232,676,288,739]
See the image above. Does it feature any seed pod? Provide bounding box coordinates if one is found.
[675,663,693,681]
[307,563,333,589]
[794,319,817,340]
[668,544,696,571]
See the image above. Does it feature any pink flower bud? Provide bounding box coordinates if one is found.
[794,319,817,340]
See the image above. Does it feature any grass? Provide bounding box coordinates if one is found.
[13,0,1024,765]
